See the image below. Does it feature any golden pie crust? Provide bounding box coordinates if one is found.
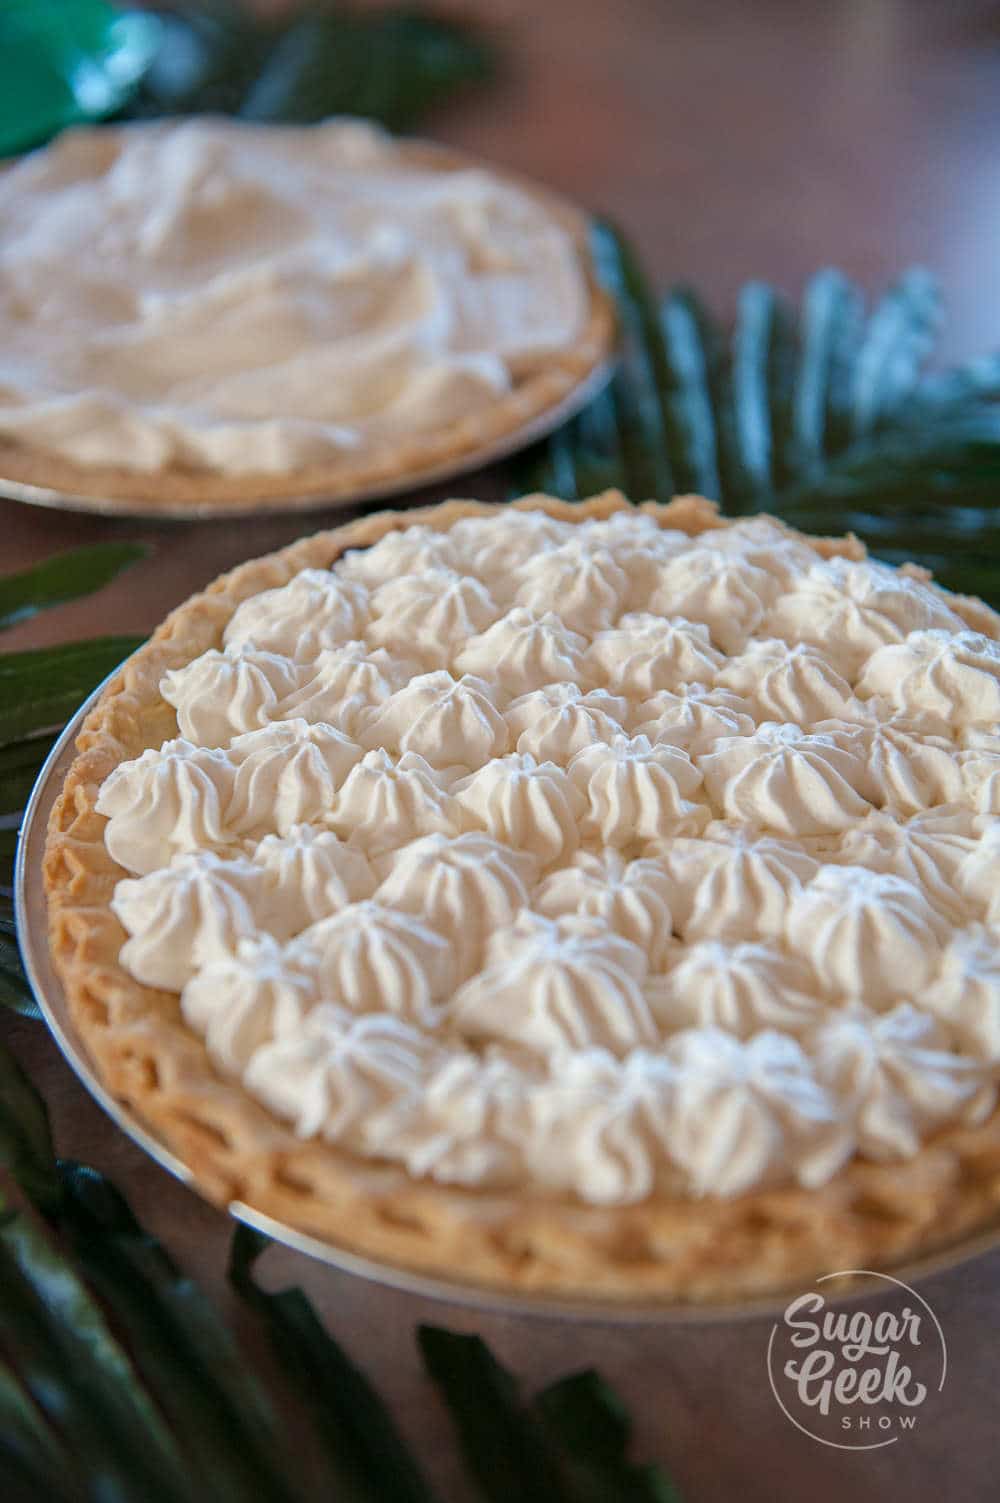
[0,140,614,518]
[43,492,1000,1302]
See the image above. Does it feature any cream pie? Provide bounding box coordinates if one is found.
[44,493,1000,1300]
[0,120,612,511]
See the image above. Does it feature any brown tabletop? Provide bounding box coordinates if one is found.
[5,2,1000,1497]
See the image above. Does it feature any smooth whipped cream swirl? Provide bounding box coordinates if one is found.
[98,506,1000,1206]
[0,119,588,473]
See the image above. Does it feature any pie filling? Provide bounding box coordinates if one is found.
[95,509,1000,1206]
[0,120,588,474]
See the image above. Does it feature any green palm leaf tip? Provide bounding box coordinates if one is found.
[657,287,721,500]
[419,1325,682,1503]
[729,281,797,511]
[0,635,145,746]
[0,543,146,632]
[533,1370,685,1503]
[906,351,1000,416]
[228,1224,437,1503]
[55,1167,306,1503]
[0,1046,681,1503]
[589,221,676,502]
[0,1093,193,1503]
[126,2,493,129]
[849,266,942,436]
[0,543,147,1018]
[790,267,863,477]
[518,237,1000,604]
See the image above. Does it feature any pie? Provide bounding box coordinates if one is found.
[0,119,612,514]
[44,492,1000,1302]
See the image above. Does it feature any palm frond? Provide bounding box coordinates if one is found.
[0,544,145,1017]
[0,1043,679,1502]
[229,1225,437,1503]
[123,2,493,130]
[514,225,1000,606]
[0,544,146,633]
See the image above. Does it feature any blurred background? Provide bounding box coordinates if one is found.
[7,0,1000,358]
[142,0,1000,361]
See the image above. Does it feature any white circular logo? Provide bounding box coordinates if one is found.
[766,1270,947,1451]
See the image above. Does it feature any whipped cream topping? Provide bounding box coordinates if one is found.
[629,685,756,755]
[454,753,583,865]
[0,120,589,473]
[535,849,674,967]
[716,640,857,724]
[514,543,630,633]
[765,558,967,678]
[641,548,777,651]
[506,683,629,762]
[102,506,1000,1205]
[453,913,655,1057]
[647,941,823,1038]
[809,1003,993,1159]
[698,722,876,835]
[857,630,1000,725]
[361,670,507,768]
[367,571,501,665]
[224,571,368,660]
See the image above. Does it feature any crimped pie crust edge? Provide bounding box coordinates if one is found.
[42,491,1000,1302]
[0,139,615,514]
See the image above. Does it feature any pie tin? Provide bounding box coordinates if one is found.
[0,361,613,523]
[16,675,1000,1323]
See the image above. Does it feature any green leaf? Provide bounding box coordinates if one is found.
[126,3,493,131]
[676,289,741,506]
[418,1326,564,1503]
[0,634,143,678]
[776,410,1000,508]
[229,1225,438,1503]
[729,282,795,510]
[540,420,586,502]
[790,268,861,476]
[0,733,57,819]
[590,221,675,502]
[849,267,941,436]
[572,384,627,485]
[0,1045,60,1217]
[0,931,40,1028]
[904,353,1000,418]
[533,1371,683,1503]
[524,241,1000,603]
[0,545,146,634]
[239,11,492,130]
[55,1167,302,1503]
[0,1178,191,1503]
[0,1359,77,1503]
[658,289,721,499]
[0,965,40,1021]
[0,636,143,745]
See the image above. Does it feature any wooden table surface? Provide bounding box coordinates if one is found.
[5,2,1000,1497]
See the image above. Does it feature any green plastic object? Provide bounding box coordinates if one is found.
[0,0,160,157]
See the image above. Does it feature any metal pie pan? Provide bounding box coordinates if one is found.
[0,358,612,522]
[0,132,615,522]
[16,676,1000,1323]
